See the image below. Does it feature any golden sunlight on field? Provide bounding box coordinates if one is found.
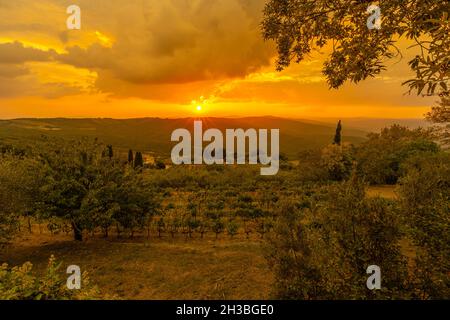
[1,232,273,300]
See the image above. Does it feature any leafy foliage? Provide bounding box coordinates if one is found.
[356,125,439,184]
[5,138,162,241]
[0,256,103,300]
[262,0,449,97]
[427,96,450,148]
[0,154,44,245]
[320,143,354,181]
[398,153,450,299]
[267,176,409,299]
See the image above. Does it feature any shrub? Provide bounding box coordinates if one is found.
[0,256,104,300]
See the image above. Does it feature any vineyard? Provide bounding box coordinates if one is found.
[0,135,315,243]
[10,164,315,242]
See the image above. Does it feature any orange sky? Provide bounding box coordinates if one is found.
[0,0,435,119]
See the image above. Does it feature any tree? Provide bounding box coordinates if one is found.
[109,170,159,238]
[39,139,159,241]
[321,175,408,298]
[398,152,450,299]
[266,201,327,299]
[267,176,409,299]
[134,152,144,168]
[212,218,224,239]
[197,218,209,239]
[187,218,200,238]
[427,96,450,123]
[107,145,113,159]
[40,139,103,241]
[427,96,450,148]
[168,216,181,238]
[227,220,239,239]
[262,1,449,98]
[80,161,123,238]
[156,218,165,238]
[0,155,43,245]
[128,149,134,165]
[355,125,439,184]
[0,146,48,242]
[333,120,342,146]
[320,143,354,181]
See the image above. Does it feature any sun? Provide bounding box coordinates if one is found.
[192,96,210,114]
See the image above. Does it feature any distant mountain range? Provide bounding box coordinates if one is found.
[0,117,423,159]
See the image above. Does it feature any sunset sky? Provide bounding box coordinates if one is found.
[0,0,435,119]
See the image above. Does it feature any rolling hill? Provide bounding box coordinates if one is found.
[0,117,368,159]
[308,117,431,132]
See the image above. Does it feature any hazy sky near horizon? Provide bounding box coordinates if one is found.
[0,0,435,119]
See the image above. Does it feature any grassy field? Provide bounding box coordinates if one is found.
[366,185,397,199]
[0,232,273,300]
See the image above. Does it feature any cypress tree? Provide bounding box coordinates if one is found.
[134,151,144,168]
[333,120,342,146]
[128,149,134,165]
[107,145,114,159]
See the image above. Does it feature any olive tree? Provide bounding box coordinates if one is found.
[262,0,449,98]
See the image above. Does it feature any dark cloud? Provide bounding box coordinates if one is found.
[0,64,29,78]
[0,41,54,64]
[0,0,277,100]
[55,0,274,88]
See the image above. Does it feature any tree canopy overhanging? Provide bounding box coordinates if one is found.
[262,0,449,99]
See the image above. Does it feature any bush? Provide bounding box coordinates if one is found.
[0,256,103,300]
[356,125,439,184]
[320,143,354,181]
[267,176,409,299]
[398,152,450,299]
[155,160,166,170]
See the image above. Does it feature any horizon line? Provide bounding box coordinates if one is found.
[0,115,429,121]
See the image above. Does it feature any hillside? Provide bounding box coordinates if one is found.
[0,117,368,159]
[309,117,431,132]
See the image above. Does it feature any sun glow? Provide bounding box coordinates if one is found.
[192,96,210,113]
